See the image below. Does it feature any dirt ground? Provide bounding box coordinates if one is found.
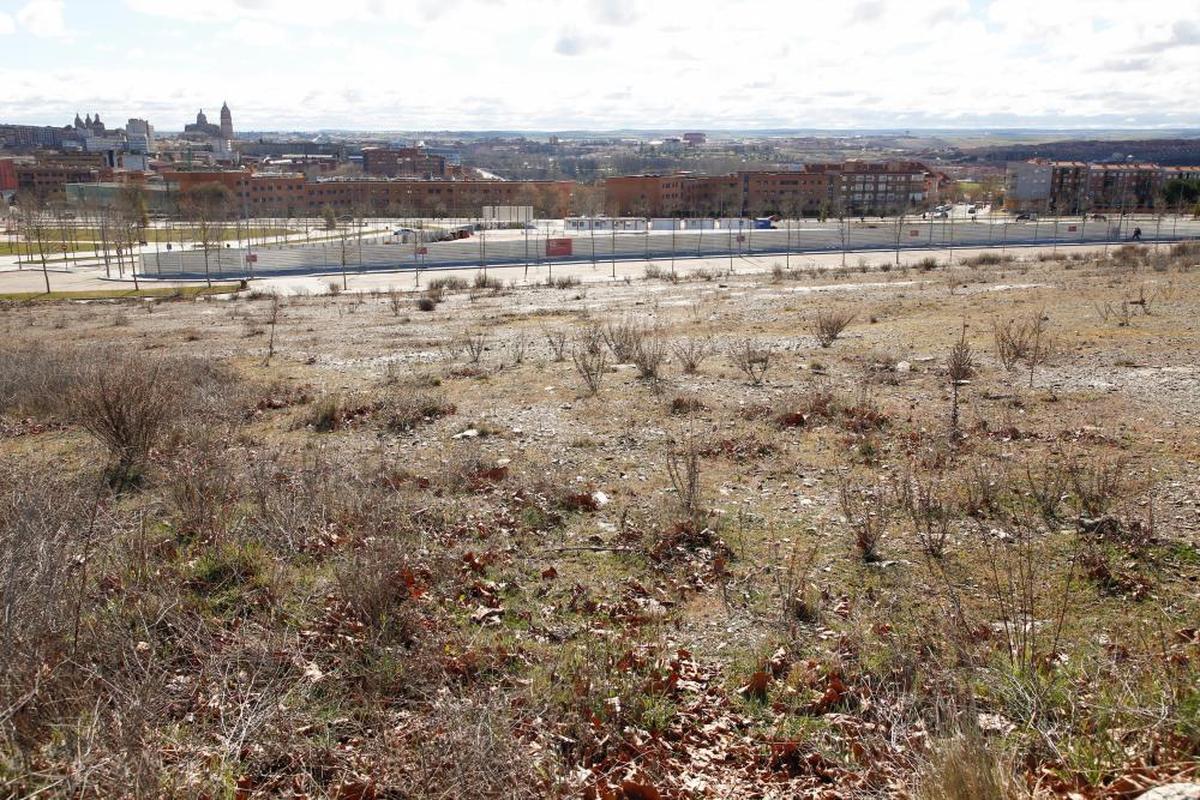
[1,242,1198,798]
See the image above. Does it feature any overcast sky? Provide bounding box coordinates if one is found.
[2,0,1198,132]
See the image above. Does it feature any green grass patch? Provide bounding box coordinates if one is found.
[0,241,95,256]
[0,283,242,303]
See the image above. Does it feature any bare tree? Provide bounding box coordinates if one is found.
[19,199,54,294]
[182,183,233,288]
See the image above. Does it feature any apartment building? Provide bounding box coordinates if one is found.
[159,169,308,216]
[1005,160,1179,213]
[605,161,934,217]
[361,147,448,179]
[305,177,574,217]
[15,154,107,200]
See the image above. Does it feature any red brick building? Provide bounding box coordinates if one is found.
[160,169,308,216]
[606,161,935,217]
[0,158,17,193]
[305,177,574,217]
[361,147,448,178]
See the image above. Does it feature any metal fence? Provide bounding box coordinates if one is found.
[139,215,1200,280]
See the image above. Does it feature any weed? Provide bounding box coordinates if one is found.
[810,309,855,347]
[729,338,772,385]
[672,335,714,374]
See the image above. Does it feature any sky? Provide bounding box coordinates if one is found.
[1,0,1199,132]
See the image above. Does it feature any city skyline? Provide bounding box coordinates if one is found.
[1,0,1198,131]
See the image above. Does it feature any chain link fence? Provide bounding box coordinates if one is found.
[139,215,1200,280]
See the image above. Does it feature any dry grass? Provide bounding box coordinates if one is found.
[1,249,1198,798]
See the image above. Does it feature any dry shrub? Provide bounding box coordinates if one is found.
[0,466,92,695]
[472,272,503,291]
[963,252,1013,267]
[542,327,568,362]
[899,468,956,558]
[665,433,704,526]
[510,332,529,364]
[333,536,424,646]
[69,351,182,486]
[164,435,239,540]
[457,330,488,363]
[384,694,544,799]
[427,276,467,292]
[838,473,892,561]
[0,344,87,416]
[632,331,667,382]
[602,316,648,362]
[385,384,456,432]
[669,394,706,415]
[415,295,438,312]
[810,309,855,347]
[1066,455,1126,519]
[729,338,772,385]
[571,335,609,395]
[672,335,713,374]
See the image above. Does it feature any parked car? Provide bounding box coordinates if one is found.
[1015,212,1036,221]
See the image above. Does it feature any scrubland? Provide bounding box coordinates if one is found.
[1,243,1198,798]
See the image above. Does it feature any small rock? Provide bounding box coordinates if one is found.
[452,428,480,439]
[896,360,911,373]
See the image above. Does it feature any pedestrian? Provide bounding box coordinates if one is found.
[1132,227,1142,240]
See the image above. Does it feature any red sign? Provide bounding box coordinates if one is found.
[417,246,428,255]
[736,234,746,242]
[546,238,573,257]
[910,229,921,237]
[1067,225,1078,232]
[245,253,258,263]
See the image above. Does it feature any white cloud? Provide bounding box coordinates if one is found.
[16,0,67,37]
[4,0,1197,129]
[0,12,15,34]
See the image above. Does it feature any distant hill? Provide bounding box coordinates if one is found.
[957,139,1200,165]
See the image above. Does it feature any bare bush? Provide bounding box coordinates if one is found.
[543,327,568,362]
[729,338,772,385]
[165,436,239,540]
[0,344,85,417]
[69,352,181,486]
[473,272,503,291]
[810,309,855,348]
[427,276,467,292]
[458,331,488,364]
[899,469,955,558]
[385,384,456,432]
[770,534,821,628]
[838,473,892,562]
[387,288,405,316]
[665,434,704,525]
[571,337,608,395]
[0,467,91,684]
[602,317,648,362]
[993,312,1053,385]
[672,335,713,374]
[510,332,529,365]
[1066,456,1126,520]
[632,331,667,383]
